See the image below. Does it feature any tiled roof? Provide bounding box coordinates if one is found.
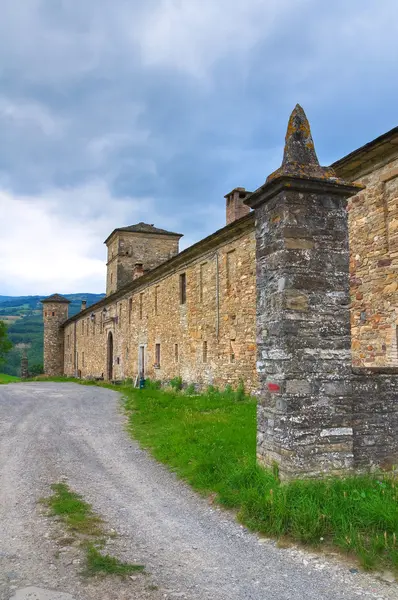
[104,222,183,244]
[41,293,71,304]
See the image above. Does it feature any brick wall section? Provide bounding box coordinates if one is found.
[340,156,398,366]
[64,220,257,392]
[106,232,180,295]
[352,369,398,469]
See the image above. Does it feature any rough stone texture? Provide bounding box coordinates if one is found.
[246,105,361,478]
[352,371,398,469]
[10,588,75,600]
[338,155,398,367]
[41,296,70,377]
[20,353,28,379]
[106,226,182,295]
[63,220,257,392]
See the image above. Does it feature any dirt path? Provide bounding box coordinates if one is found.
[0,382,396,600]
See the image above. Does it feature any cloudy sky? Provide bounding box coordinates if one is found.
[1,0,397,295]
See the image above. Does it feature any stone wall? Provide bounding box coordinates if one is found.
[352,368,398,470]
[64,216,257,392]
[340,156,398,367]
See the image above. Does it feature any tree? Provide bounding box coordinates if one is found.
[0,321,12,365]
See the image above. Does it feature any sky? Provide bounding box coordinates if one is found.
[1,0,397,295]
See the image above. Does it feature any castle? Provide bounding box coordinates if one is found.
[42,106,398,478]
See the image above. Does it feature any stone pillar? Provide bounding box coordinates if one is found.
[41,294,71,377]
[245,105,363,479]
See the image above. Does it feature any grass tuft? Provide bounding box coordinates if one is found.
[123,386,398,574]
[41,482,144,577]
[83,544,144,577]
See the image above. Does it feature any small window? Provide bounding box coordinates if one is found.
[155,343,161,367]
[203,341,208,363]
[230,339,235,363]
[52,311,55,317]
[128,298,132,324]
[180,273,186,304]
[119,303,122,327]
[92,314,96,333]
[139,293,144,320]
[155,286,159,315]
[175,343,179,363]
[110,273,113,284]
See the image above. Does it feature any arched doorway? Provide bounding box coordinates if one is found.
[107,332,113,380]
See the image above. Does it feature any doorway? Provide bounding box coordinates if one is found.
[107,332,113,380]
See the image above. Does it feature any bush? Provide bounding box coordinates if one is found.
[170,376,183,391]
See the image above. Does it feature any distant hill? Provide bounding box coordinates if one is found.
[0,293,105,376]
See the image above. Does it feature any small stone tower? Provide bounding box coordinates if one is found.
[41,293,71,377]
[104,222,183,295]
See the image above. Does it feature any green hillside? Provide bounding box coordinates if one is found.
[0,294,105,376]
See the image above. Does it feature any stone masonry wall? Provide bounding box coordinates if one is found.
[64,222,257,392]
[348,156,398,367]
[352,369,398,470]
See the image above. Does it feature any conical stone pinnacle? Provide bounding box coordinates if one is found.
[266,104,341,183]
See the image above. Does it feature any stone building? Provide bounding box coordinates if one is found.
[42,106,398,477]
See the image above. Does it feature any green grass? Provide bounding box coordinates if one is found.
[84,544,144,577]
[0,373,20,384]
[123,385,398,574]
[42,483,104,536]
[41,482,144,577]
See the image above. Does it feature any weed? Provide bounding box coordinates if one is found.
[41,482,145,578]
[83,544,144,577]
[41,483,104,536]
[185,383,196,395]
[170,376,183,391]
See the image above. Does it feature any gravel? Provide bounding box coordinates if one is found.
[0,382,396,600]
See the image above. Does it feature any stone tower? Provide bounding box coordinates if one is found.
[246,105,363,479]
[104,222,183,295]
[41,293,71,377]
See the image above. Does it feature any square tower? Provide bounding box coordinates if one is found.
[104,222,183,295]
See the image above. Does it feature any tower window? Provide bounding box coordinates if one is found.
[139,293,143,319]
[180,273,186,304]
[129,298,132,324]
[52,311,55,317]
[175,343,179,363]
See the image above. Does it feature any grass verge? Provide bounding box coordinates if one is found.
[0,373,20,384]
[123,385,398,574]
[41,482,144,577]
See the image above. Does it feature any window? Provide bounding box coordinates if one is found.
[179,273,186,304]
[119,303,122,327]
[87,317,90,334]
[226,249,236,293]
[203,341,208,363]
[129,298,132,324]
[110,273,113,284]
[52,311,55,317]
[199,263,207,303]
[92,314,96,334]
[155,343,161,368]
[67,335,70,349]
[155,286,159,315]
[175,343,179,363]
[139,293,143,319]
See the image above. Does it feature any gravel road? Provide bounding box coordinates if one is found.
[0,382,396,600]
